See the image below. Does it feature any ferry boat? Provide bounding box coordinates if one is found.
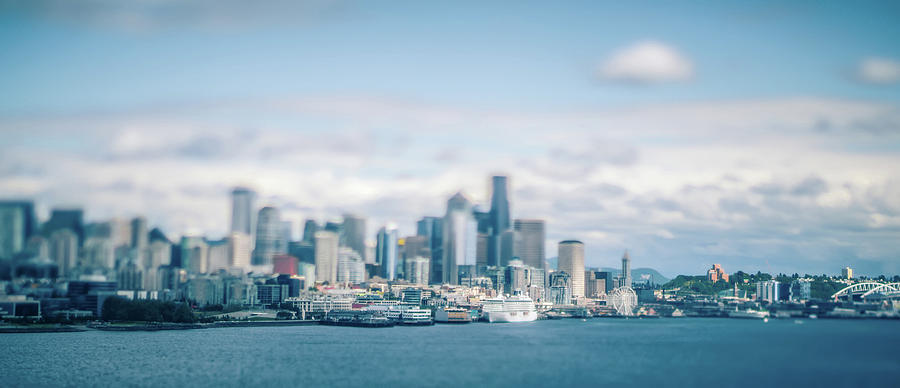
[399,309,434,326]
[481,295,537,323]
[728,308,770,319]
[434,307,472,323]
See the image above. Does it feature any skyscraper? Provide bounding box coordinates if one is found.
[513,219,545,271]
[230,187,255,235]
[442,192,477,285]
[336,247,364,284]
[48,228,78,278]
[341,214,367,262]
[314,231,338,284]
[43,209,84,248]
[621,251,632,288]
[417,216,443,284]
[130,217,148,250]
[558,240,585,298]
[180,236,208,274]
[376,226,398,280]
[488,175,511,267]
[228,232,252,271]
[302,219,319,244]
[0,200,36,259]
[252,206,283,267]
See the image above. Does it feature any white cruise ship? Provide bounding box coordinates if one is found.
[481,295,537,323]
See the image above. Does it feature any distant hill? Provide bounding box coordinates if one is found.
[544,257,669,285]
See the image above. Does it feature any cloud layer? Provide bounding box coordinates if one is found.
[855,57,900,85]
[1,96,899,277]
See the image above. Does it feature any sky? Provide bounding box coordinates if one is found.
[1,0,899,277]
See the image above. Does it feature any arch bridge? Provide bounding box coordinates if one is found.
[831,282,900,300]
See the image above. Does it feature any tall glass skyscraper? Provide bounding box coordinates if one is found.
[376,226,398,280]
[230,187,255,235]
[513,219,545,270]
[252,206,283,266]
[443,192,477,285]
[417,216,443,284]
[341,214,367,262]
[488,175,511,266]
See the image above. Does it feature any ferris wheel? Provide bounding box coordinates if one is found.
[609,287,637,316]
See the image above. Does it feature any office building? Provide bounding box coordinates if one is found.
[253,206,284,266]
[180,236,208,274]
[337,247,365,284]
[756,280,781,303]
[404,256,430,285]
[273,254,299,276]
[585,271,607,298]
[417,216,443,284]
[145,229,172,290]
[504,259,527,295]
[488,175,511,267]
[302,219,319,244]
[314,231,338,284]
[549,271,572,305]
[48,228,78,278]
[376,226,398,280]
[707,263,729,283]
[0,200,36,259]
[230,187,255,235]
[43,209,84,248]
[513,219,545,271]
[229,232,252,271]
[341,214,367,262]
[790,279,811,301]
[442,193,477,285]
[842,266,853,279]
[558,240,585,298]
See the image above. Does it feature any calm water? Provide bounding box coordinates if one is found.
[2,318,899,387]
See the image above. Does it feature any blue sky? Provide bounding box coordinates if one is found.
[1,1,899,277]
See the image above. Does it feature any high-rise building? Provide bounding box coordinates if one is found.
[0,200,36,259]
[273,254,299,276]
[337,247,364,284]
[252,206,283,267]
[341,214,367,262]
[230,187,255,235]
[756,280,780,303]
[302,219,319,244]
[130,217,148,250]
[842,266,853,279]
[376,226,398,280]
[399,235,429,280]
[707,264,729,283]
[145,229,171,290]
[43,209,84,248]
[442,193,477,285]
[228,232,252,271]
[417,216,443,284]
[314,231,338,284]
[513,219,545,270]
[558,240,585,298]
[488,175,511,267]
[790,279,811,301]
[405,256,430,285]
[180,236,208,274]
[585,271,608,298]
[278,221,292,253]
[48,228,78,278]
[504,259,527,295]
[207,239,230,272]
[595,271,615,294]
[621,251,632,288]
[549,271,572,305]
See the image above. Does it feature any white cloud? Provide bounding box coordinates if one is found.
[855,57,900,85]
[598,41,694,84]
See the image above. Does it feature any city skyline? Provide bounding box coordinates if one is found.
[1,2,899,277]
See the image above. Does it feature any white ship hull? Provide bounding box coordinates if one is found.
[728,310,770,319]
[485,310,537,323]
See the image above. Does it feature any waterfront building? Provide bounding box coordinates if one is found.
[707,264,729,282]
[256,284,289,306]
[341,214,367,262]
[314,231,339,284]
[585,271,607,298]
[442,193,478,285]
[558,241,585,298]
[842,266,853,279]
[524,266,546,302]
[790,279,811,301]
[230,187,255,236]
[187,275,224,306]
[376,226,399,280]
[253,207,284,266]
[416,216,443,284]
[48,228,78,278]
[548,271,572,305]
[337,247,365,284]
[401,288,424,305]
[756,280,781,303]
[68,280,117,317]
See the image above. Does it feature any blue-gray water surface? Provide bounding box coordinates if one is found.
[2,318,899,387]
